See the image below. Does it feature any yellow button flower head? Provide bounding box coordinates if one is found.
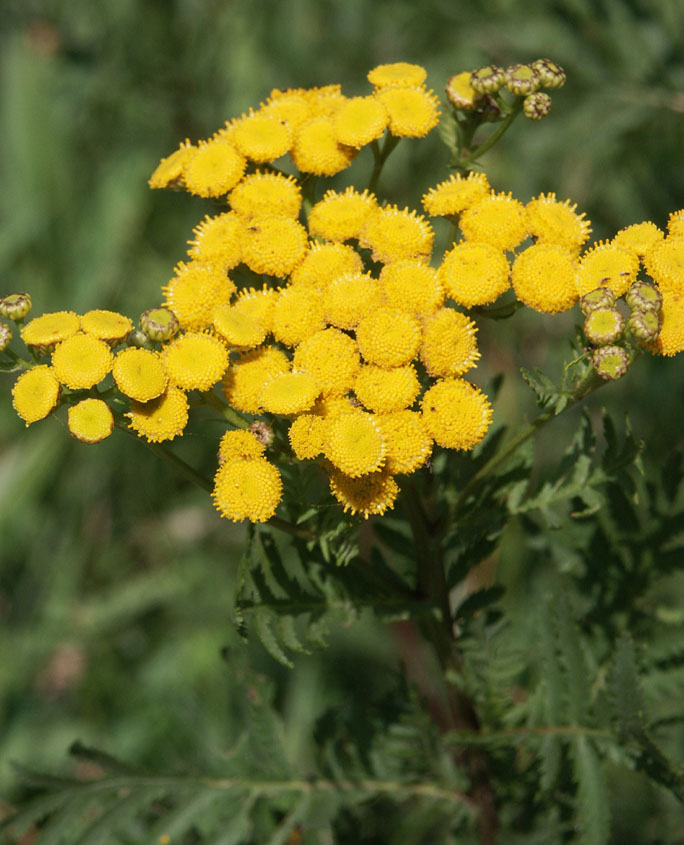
[213,456,282,523]
[80,310,133,345]
[354,364,420,414]
[11,365,60,425]
[218,428,265,463]
[312,395,362,421]
[367,62,427,89]
[229,111,292,163]
[162,331,229,391]
[359,205,434,264]
[112,347,168,402]
[68,399,114,444]
[667,209,684,239]
[577,241,639,297]
[439,242,510,307]
[290,242,363,290]
[162,261,236,332]
[259,371,320,415]
[52,333,113,389]
[183,139,246,198]
[308,187,379,243]
[650,289,684,356]
[329,468,399,519]
[446,72,484,111]
[420,308,480,378]
[293,328,361,397]
[187,212,243,269]
[291,117,355,176]
[21,311,80,353]
[333,96,389,147]
[612,221,664,259]
[376,410,433,474]
[303,84,347,118]
[379,260,444,316]
[242,216,308,277]
[512,243,578,313]
[228,171,301,220]
[325,411,386,477]
[324,272,381,330]
[148,140,195,189]
[643,237,684,294]
[232,286,279,333]
[375,86,441,138]
[421,378,492,450]
[288,413,328,459]
[460,193,528,252]
[222,346,290,413]
[127,387,189,442]
[356,307,421,368]
[525,193,592,253]
[261,89,312,131]
[272,285,326,346]
[212,304,267,349]
[422,172,491,218]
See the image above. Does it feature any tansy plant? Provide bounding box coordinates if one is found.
[2,61,684,844]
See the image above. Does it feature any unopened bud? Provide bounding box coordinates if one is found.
[0,293,32,321]
[470,65,506,95]
[531,58,566,89]
[127,328,151,348]
[504,64,541,96]
[140,307,179,341]
[446,72,485,111]
[523,92,552,120]
[627,308,660,343]
[592,345,630,381]
[625,280,662,313]
[584,307,624,345]
[579,287,616,316]
[249,420,274,448]
[0,323,12,351]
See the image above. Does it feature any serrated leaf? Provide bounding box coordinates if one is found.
[454,585,505,623]
[254,609,293,667]
[146,788,226,842]
[572,736,610,845]
[555,595,590,724]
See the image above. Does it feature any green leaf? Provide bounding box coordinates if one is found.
[571,736,610,845]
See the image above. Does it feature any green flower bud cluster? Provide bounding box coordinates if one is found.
[0,293,32,322]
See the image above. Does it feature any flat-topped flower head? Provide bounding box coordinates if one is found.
[525,193,591,253]
[367,62,427,89]
[304,84,347,118]
[612,222,664,258]
[329,468,399,519]
[213,457,282,523]
[650,290,684,356]
[259,371,320,415]
[140,307,180,342]
[162,261,236,332]
[470,65,506,95]
[591,345,629,381]
[261,90,312,131]
[308,187,379,242]
[421,378,492,450]
[666,209,684,239]
[291,117,355,176]
[359,205,434,264]
[577,241,639,297]
[446,72,484,111]
[460,193,528,252]
[242,216,308,277]
[228,171,301,221]
[293,328,360,397]
[212,304,267,348]
[187,212,243,269]
[183,139,246,197]
[127,387,188,442]
[290,242,363,290]
[376,410,433,474]
[379,260,444,316]
[52,333,113,389]
[272,285,326,346]
[232,287,279,333]
[584,307,624,346]
[504,64,541,96]
[333,96,389,147]
[0,293,32,321]
[512,243,578,313]
[222,346,290,413]
[148,140,195,189]
[643,238,684,294]
[229,111,292,163]
[288,413,327,460]
[325,272,381,330]
[80,310,133,345]
[422,172,491,218]
[625,280,663,313]
[532,58,566,89]
[325,411,386,477]
[356,307,421,368]
[162,331,229,391]
[420,308,480,378]
[218,429,265,463]
[375,86,440,138]
[439,242,510,307]
[113,347,167,402]
[68,399,114,444]
[354,363,420,414]
[21,311,80,353]
[12,365,61,425]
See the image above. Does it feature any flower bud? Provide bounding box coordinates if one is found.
[531,58,566,89]
[249,420,274,448]
[140,307,179,341]
[523,92,552,120]
[446,72,485,111]
[0,323,12,351]
[579,287,616,316]
[592,345,630,381]
[127,328,151,348]
[627,308,660,343]
[0,293,32,321]
[504,64,541,96]
[625,280,663,313]
[584,307,624,345]
[470,65,506,95]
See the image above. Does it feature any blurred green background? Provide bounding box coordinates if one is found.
[1,0,684,838]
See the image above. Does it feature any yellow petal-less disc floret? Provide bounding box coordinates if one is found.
[127,387,189,442]
[242,216,308,277]
[272,285,326,347]
[183,139,246,198]
[379,260,444,316]
[68,399,114,444]
[303,84,347,118]
[213,457,282,523]
[261,90,312,131]
[359,205,434,264]
[643,237,684,294]
[229,112,292,163]
[525,193,591,253]
[324,272,381,330]
[291,117,355,176]
[112,347,168,402]
[259,371,320,415]
[228,171,302,220]
[356,307,421,368]
[51,333,113,389]
[367,62,427,89]
[421,378,492,450]
[611,221,664,259]
[420,308,480,378]
[21,311,80,352]
[439,242,510,307]
[162,331,229,391]
[650,289,684,356]
[11,365,61,425]
[288,413,328,459]
[212,304,267,348]
[576,241,639,298]
[446,72,483,111]
[187,213,243,269]
[162,261,236,332]
[293,328,361,397]
[422,172,491,218]
[222,346,290,413]
[375,86,440,138]
[512,243,579,313]
[376,410,433,474]
[460,193,528,252]
[325,411,386,477]
[232,287,279,333]
[218,428,266,463]
[666,210,684,239]
[308,187,379,243]
[290,242,363,290]
[333,96,389,147]
[148,140,195,189]
[354,364,420,414]
[329,468,399,519]
[80,310,133,345]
